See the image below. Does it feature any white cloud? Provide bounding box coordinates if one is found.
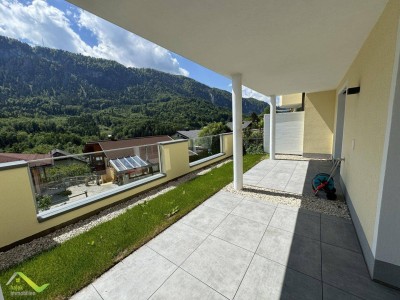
[241,86,270,103]
[0,0,189,76]
[78,10,189,76]
[228,84,270,103]
[0,0,91,54]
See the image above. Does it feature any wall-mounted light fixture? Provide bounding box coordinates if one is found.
[346,87,360,95]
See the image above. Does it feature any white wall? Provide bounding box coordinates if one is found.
[264,112,304,155]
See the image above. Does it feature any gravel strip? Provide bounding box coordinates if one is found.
[224,183,350,219]
[275,154,329,161]
[0,158,232,271]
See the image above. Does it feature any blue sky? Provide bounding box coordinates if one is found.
[0,0,269,101]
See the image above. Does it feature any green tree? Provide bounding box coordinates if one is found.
[198,122,230,137]
[46,163,91,182]
[263,105,271,114]
[250,112,260,124]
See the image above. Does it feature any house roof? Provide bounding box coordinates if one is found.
[0,153,52,167]
[69,0,387,96]
[226,121,252,131]
[84,136,172,159]
[50,149,72,157]
[50,149,87,163]
[176,130,201,139]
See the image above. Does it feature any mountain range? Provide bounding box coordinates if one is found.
[0,35,268,153]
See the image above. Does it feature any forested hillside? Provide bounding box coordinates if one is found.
[0,36,268,153]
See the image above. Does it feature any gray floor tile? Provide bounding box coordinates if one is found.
[286,176,307,187]
[203,192,242,213]
[244,169,269,177]
[249,159,278,170]
[182,236,253,299]
[322,243,400,300]
[284,185,303,195]
[150,269,226,300]
[243,196,278,207]
[258,180,288,191]
[70,284,103,300]
[93,246,177,300]
[234,254,322,300]
[321,216,361,253]
[321,242,369,278]
[212,214,267,252]
[147,222,208,265]
[269,207,321,240]
[261,171,293,184]
[243,175,265,181]
[243,179,262,186]
[214,190,244,200]
[231,199,276,225]
[321,214,352,224]
[180,205,228,234]
[276,204,320,216]
[323,283,361,300]
[257,226,321,280]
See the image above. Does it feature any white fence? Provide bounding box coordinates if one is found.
[264,111,304,155]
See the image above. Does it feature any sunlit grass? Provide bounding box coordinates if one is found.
[0,154,266,299]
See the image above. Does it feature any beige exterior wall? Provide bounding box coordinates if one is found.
[0,134,233,248]
[303,90,335,155]
[281,93,302,107]
[336,0,400,247]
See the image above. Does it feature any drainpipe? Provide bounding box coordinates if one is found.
[232,74,243,190]
[270,95,276,160]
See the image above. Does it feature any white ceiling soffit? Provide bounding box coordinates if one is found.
[69,0,388,96]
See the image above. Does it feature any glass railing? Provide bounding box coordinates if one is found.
[243,130,264,154]
[28,144,161,212]
[188,134,223,163]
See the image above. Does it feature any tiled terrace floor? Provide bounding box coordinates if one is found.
[243,158,344,199]
[72,189,400,299]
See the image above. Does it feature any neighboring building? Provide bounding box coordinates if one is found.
[174,130,201,140]
[50,149,87,166]
[0,153,53,193]
[0,153,52,165]
[226,121,251,131]
[83,136,172,184]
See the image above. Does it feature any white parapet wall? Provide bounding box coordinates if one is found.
[264,111,304,155]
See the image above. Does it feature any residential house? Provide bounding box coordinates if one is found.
[173,130,201,140]
[83,136,172,184]
[0,153,53,193]
[50,149,87,166]
[226,121,251,131]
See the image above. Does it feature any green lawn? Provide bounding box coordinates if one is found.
[0,154,266,299]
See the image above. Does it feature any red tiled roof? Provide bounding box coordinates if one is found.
[0,153,53,167]
[85,136,172,159]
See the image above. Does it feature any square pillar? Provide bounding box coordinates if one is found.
[269,95,277,160]
[231,74,243,190]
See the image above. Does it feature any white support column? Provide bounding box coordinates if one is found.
[269,95,276,160]
[232,74,243,190]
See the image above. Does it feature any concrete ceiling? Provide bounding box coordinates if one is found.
[69,0,387,96]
